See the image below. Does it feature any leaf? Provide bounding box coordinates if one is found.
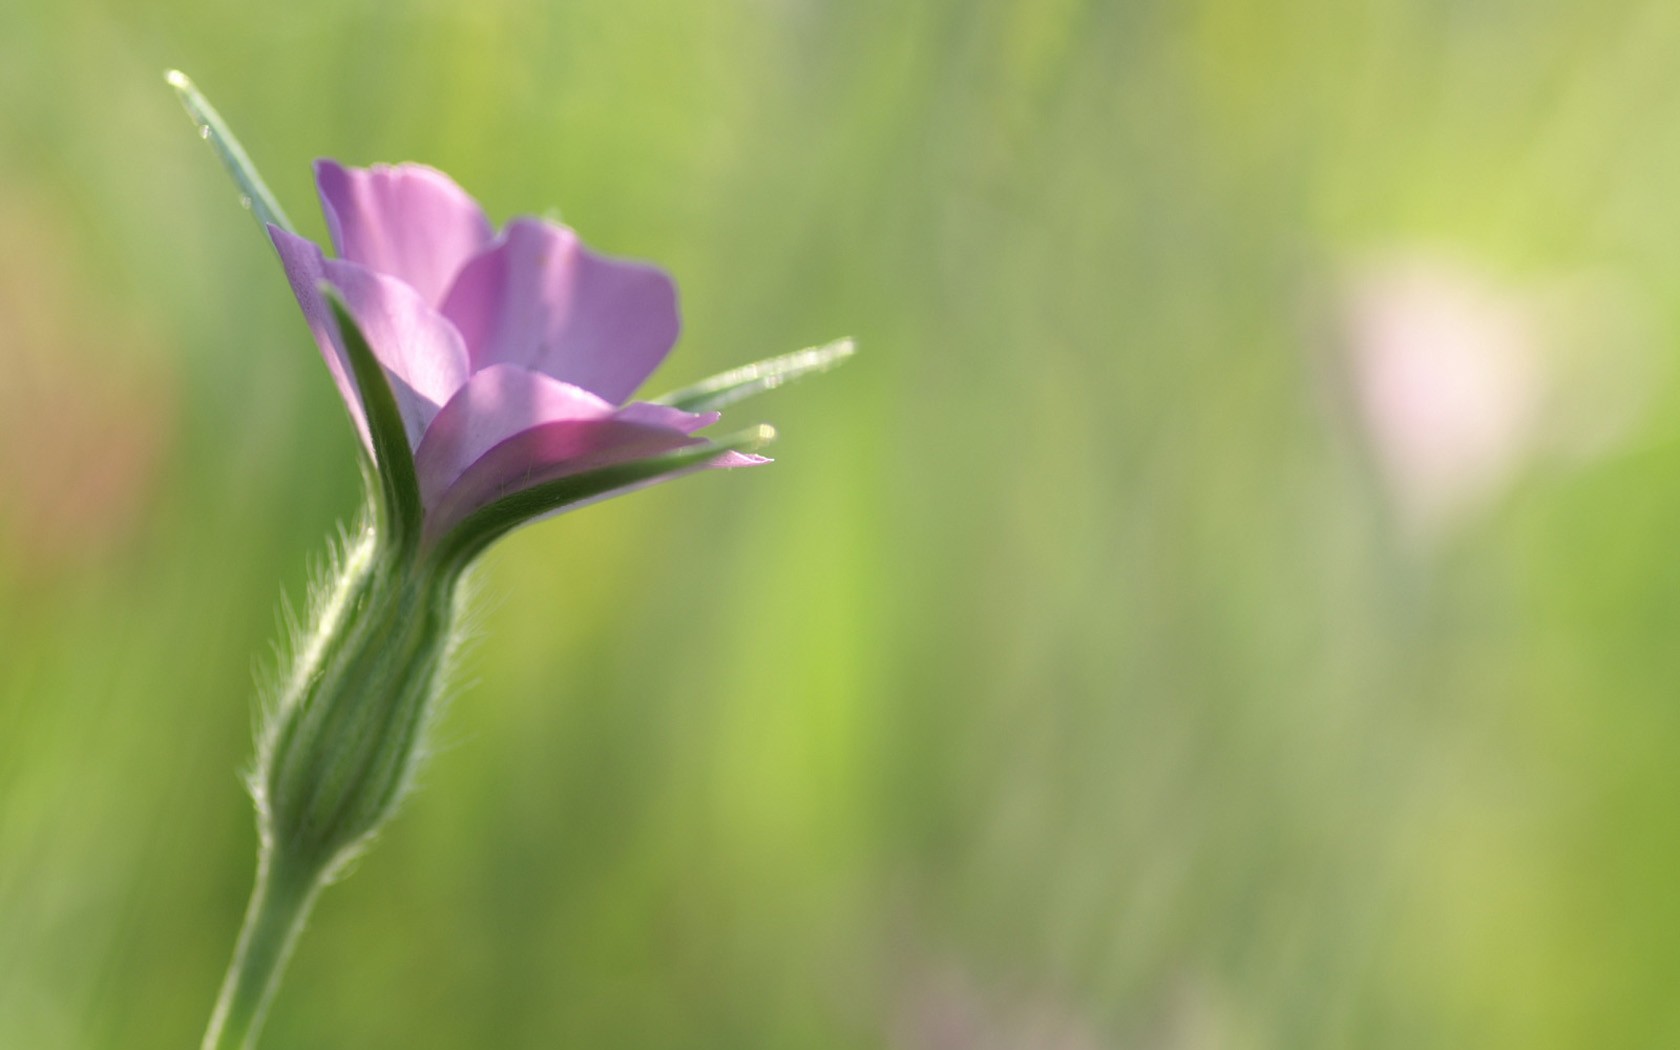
[651,338,855,414]
[427,425,777,571]
[165,70,295,235]
[322,288,423,549]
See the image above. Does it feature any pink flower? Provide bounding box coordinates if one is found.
[269,161,763,550]
[1339,256,1544,539]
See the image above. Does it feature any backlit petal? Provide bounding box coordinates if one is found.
[440,218,680,403]
[413,364,729,538]
[316,160,495,308]
[270,226,470,449]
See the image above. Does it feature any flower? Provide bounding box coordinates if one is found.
[269,160,764,551]
[167,70,852,1050]
[1339,255,1544,539]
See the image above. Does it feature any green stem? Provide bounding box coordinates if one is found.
[201,852,323,1050]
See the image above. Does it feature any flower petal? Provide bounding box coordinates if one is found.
[271,226,470,449]
[315,160,495,308]
[429,441,770,565]
[412,363,728,539]
[440,218,680,403]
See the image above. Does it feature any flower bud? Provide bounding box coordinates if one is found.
[254,525,464,875]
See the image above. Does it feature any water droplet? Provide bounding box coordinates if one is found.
[198,125,211,140]
[239,195,252,210]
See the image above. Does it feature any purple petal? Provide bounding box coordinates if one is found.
[271,227,365,445]
[270,226,471,450]
[413,364,735,539]
[315,160,495,308]
[439,218,680,403]
[440,446,768,541]
[413,363,613,505]
[613,401,722,433]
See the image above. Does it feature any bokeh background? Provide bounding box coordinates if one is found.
[6,1,1680,1046]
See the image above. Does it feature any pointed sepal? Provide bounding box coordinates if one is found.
[427,425,777,571]
[166,70,296,235]
[651,338,854,413]
[322,288,424,550]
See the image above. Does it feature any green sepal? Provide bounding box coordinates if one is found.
[427,425,777,572]
[257,527,465,875]
[166,70,296,235]
[651,338,854,413]
[322,289,424,551]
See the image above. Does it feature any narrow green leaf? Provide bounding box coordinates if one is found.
[322,289,423,549]
[652,338,855,414]
[428,425,777,571]
[165,70,295,235]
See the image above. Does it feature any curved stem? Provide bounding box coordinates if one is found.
[201,852,323,1050]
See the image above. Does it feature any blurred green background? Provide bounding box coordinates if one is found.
[6,0,1680,1046]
